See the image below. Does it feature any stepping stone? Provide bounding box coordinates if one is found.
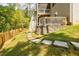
[53,41,69,48]
[41,40,52,45]
[71,42,79,48]
[30,39,42,43]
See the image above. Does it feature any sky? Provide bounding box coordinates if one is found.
[0,3,37,10]
[0,3,8,6]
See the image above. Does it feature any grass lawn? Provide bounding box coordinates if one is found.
[42,25,79,42]
[0,25,79,56]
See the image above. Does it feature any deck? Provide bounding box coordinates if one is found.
[36,17,67,35]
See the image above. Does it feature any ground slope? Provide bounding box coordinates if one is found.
[0,25,79,56]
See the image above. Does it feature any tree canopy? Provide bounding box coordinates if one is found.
[0,3,30,32]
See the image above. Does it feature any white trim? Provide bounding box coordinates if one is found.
[70,3,73,24]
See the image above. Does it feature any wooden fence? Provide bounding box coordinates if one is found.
[0,28,24,49]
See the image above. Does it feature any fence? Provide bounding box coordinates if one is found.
[0,28,24,49]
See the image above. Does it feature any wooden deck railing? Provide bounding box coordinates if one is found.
[36,17,67,35]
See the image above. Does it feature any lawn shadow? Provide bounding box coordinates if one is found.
[43,33,79,42]
[1,32,79,56]
[42,33,79,56]
[1,40,41,56]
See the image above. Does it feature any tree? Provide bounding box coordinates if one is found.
[0,5,15,32]
[0,3,32,32]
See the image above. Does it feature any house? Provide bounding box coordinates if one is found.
[35,3,79,35]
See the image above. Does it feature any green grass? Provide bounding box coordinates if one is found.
[0,25,79,56]
[43,25,79,42]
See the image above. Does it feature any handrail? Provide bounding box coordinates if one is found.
[37,17,67,26]
[38,9,50,13]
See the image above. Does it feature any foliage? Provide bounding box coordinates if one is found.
[12,10,29,29]
[0,5,15,32]
[0,4,30,32]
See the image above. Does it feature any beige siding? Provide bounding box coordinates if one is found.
[51,3,70,22]
[38,3,50,9]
